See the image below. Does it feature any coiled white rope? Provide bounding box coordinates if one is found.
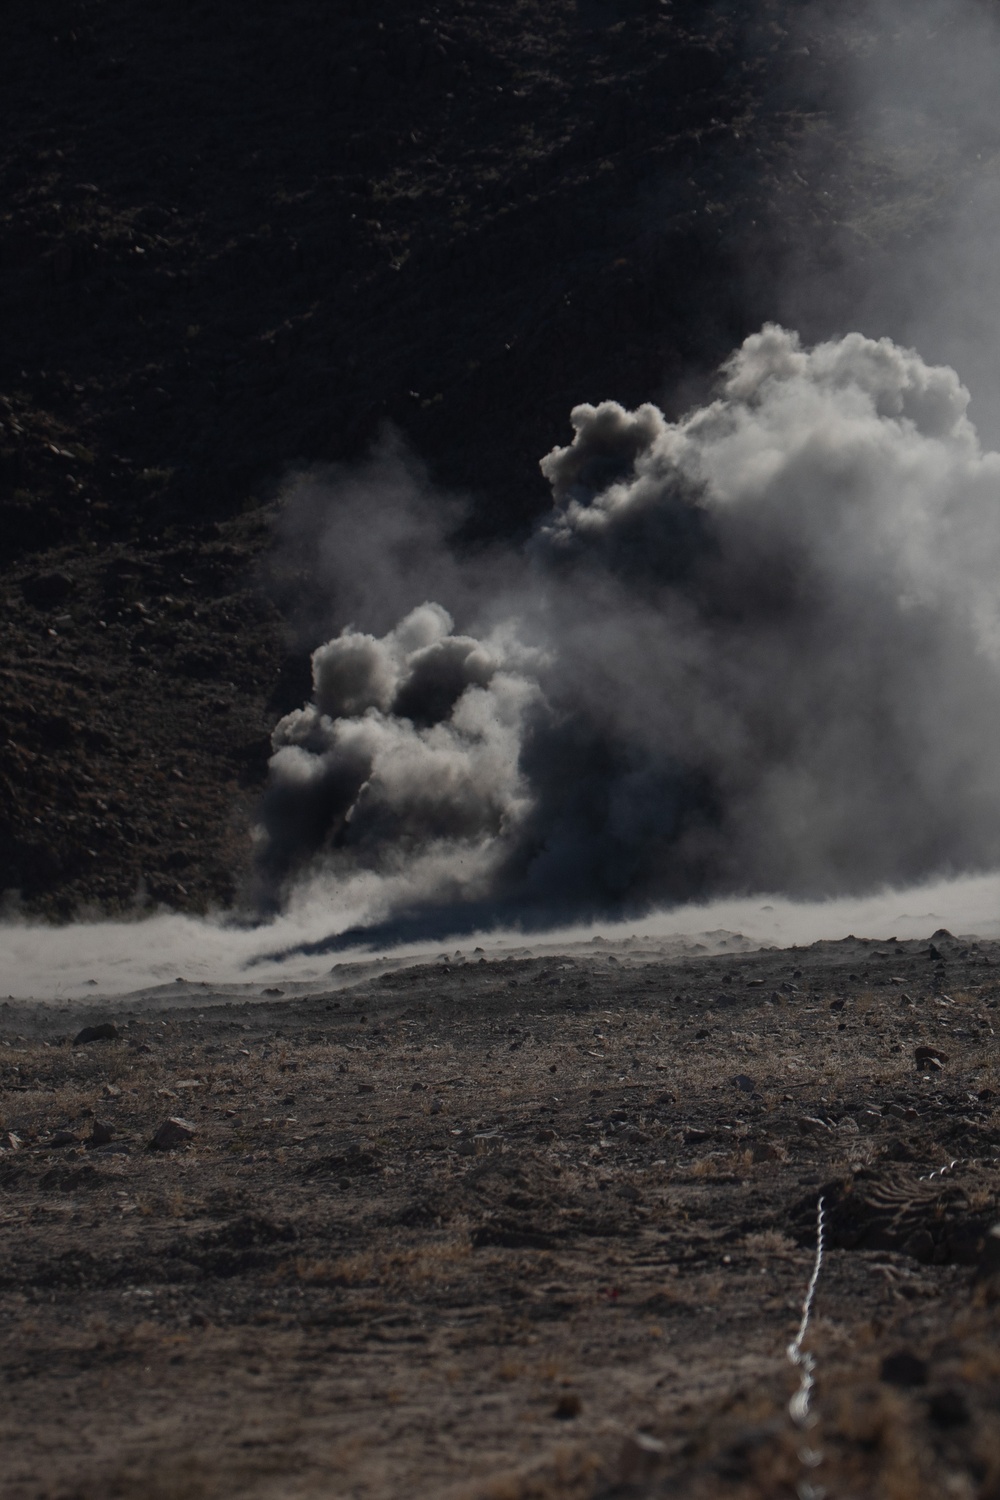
[919,1154,1000,1182]
[787,1195,826,1500]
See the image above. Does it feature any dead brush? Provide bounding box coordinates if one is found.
[743,1229,798,1257]
[294,1234,472,1289]
[685,1148,754,1179]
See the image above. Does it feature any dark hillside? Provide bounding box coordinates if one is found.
[0,0,915,915]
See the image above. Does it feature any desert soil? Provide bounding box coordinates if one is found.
[2,928,1000,1499]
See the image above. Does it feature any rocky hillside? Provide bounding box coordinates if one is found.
[0,0,937,916]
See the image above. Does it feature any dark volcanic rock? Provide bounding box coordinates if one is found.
[73,1023,119,1045]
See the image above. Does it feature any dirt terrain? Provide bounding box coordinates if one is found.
[2,929,999,1499]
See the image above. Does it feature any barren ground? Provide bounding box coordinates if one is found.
[2,928,1000,1499]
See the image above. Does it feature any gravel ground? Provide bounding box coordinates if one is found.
[2,928,1000,1498]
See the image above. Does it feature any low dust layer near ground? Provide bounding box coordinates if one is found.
[2,930,1000,1500]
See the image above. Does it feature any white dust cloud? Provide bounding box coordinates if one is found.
[256,325,1000,943]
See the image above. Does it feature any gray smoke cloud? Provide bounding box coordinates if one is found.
[257,324,1000,942]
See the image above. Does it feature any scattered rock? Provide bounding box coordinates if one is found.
[73,1022,119,1045]
[731,1073,756,1093]
[880,1350,928,1387]
[0,1132,21,1151]
[684,1127,709,1144]
[22,571,76,608]
[50,1128,79,1147]
[88,1121,115,1148]
[928,1388,970,1427]
[357,1082,376,1094]
[39,1163,104,1192]
[797,1116,833,1136]
[150,1116,197,1150]
[552,1392,581,1419]
[305,1144,380,1177]
[915,1045,949,1071]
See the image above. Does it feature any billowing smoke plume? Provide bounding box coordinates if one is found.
[257,325,1000,939]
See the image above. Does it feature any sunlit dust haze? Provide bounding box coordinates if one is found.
[8,872,1000,1002]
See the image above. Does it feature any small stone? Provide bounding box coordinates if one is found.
[552,1392,581,1420]
[928,1388,970,1427]
[357,1082,376,1094]
[535,1127,557,1143]
[731,1074,756,1093]
[627,1128,651,1145]
[880,1350,928,1387]
[0,1131,21,1151]
[50,1128,79,1147]
[102,1083,122,1098]
[150,1116,197,1150]
[411,1081,427,1091]
[429,1097,444,1115]
[902,1229,935,1262]
[684,1127,709,1144]
[73,1022,119,1045]
[88,1121,115,1147]
[915,1045,949,1071]
[797,1116,832,1136]
[836,1116,860,1134]
[752,1140,780,1162]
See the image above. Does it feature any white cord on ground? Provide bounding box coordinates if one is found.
[787,1195,826,1500]
[919,1155,1000,1181]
